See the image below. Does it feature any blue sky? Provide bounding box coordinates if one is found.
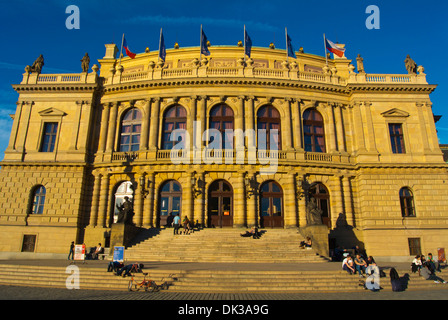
[0,0,447,158]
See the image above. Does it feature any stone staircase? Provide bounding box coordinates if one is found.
[0,263,443,293]
[124,227,328,263]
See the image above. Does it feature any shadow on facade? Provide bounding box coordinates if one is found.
[329,212,366,259]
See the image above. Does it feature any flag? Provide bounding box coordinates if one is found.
[123,37,136,59]
[325,37,345,57]
[244,27,252,58]
[201,27,211,56]
[159,29,166,61]
[286,33,296,58]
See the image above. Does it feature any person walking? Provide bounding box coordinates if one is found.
[173,214,181,235]
[68,241,75,260]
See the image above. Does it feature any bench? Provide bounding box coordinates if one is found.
[98,248,111,260]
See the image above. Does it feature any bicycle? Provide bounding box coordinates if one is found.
[127,273,157,292]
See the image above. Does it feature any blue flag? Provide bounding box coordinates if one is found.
[244,28,252,58]
[286,33,296,58]
[159,29,166,61]
[201,27,211,56]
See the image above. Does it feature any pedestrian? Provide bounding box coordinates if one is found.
[173,214,181,235]
[68,241,75,260]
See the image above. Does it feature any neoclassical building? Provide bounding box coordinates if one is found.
[1,41,447,260]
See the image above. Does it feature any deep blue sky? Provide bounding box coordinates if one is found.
[0,0,447,158]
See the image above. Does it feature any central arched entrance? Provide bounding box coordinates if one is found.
[208,180,233,228]
[259,181,284,228]
[158,180,182,228]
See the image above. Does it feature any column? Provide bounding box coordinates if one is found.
[98,103,110,153]
[15,101,33,155]
[194,171,206,226]
[97,173,110,228]
[245,96,256,149]
[246,172,257,227]
[233,171,246,227]
[362,102,378,153]
[284,173,298,228]
[334,104,346,153]
[291,99,303,151]
[297,174,308,227]
[149,97,160,150]
[283,98,293,150]
[351,102,367,153]
[143,172,155,227]
[235,96,245,150]
[5,101,24,152]
[331,175,343,229]
[89,173,102,226]
[326,103,337,153]
[69,101,83,151]
[140,100,151,150]
[188,96,197,153]
[342,176,354,226]
[183,172,194,223]
[106,102,119,152]
[134,173,144,227]
[425,102,440,151]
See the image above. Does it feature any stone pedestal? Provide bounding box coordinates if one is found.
[109,223,142,256]
[299,225,330,257]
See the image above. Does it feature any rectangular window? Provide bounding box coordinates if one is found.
[21,235,37,252]
[408,238,422,256]
[40,122,58,152]
[389,123,406,154]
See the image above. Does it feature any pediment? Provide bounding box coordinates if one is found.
[380,108,410,118]
[38,108,67,117]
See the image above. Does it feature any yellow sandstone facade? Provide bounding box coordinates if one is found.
[0,42,447,261]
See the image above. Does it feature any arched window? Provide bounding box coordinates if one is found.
[257,105,281,150]
[119,108,142,152]
[400,187,415,217]
[31,186,46,214]
[209,104,234,149]
[303,109,326,153]
[162,105,187,150]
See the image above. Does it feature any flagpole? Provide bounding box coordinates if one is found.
[285,27,288,62]
[323,33,328,66]
[119,33,124,66]
[159,28,162,62]
[200,24,203,62]
[244,25,246,63]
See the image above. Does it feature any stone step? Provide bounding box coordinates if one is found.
[0,263,442,293]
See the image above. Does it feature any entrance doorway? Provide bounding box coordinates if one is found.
[259,181,284,228]
[310,183,330,228]
[158,180,182,227]
[208,180,233,228]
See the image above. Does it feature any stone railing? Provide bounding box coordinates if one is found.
[348,72,427,85]
[20,70,99,85]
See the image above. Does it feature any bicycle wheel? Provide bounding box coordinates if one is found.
[162,282,169,290]
[128,280,135,292]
